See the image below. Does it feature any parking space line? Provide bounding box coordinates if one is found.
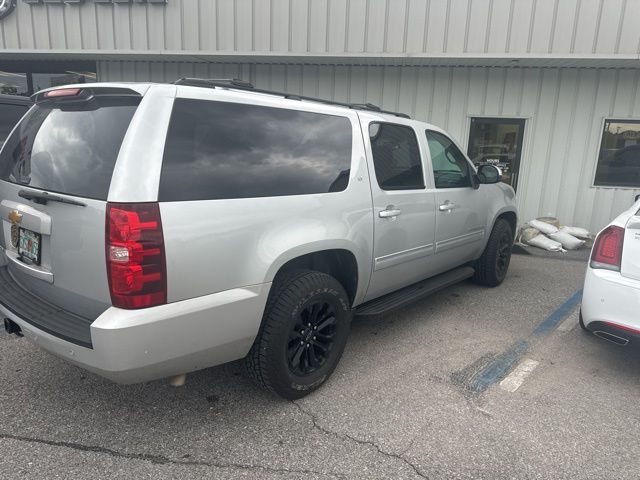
[557,311,578,332]
[499,358,539,392]
[466,289,583,393]
[531,290,583,337]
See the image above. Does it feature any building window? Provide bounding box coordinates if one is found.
[467,117,525,191]
[0,62,97,97]
[594,119,640,188]
[0,72,28,96]
[31,72,96,92]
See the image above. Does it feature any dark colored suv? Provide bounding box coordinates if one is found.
[0,94,31,145]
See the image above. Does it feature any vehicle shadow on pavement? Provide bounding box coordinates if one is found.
[3,256,640,479]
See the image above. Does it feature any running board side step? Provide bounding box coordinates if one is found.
[355,266,475,317]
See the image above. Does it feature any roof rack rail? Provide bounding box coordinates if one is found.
[174,78,255,89]
[173,77,410,119]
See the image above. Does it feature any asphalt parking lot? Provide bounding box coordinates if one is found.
[1,252,639,480]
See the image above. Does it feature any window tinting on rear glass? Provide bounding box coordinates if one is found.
[159,99,353,201]
[0,98,138,200]
[0,103,29,144]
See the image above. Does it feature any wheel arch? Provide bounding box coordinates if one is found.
[495,209,517,239]
[477,207,518,258]
[266,247,361,307]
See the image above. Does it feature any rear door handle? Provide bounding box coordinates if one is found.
[379,206,402,218]
[439,201,457,212]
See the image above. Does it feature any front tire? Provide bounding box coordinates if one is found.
[473,218,513,287]
[246,270,352,400]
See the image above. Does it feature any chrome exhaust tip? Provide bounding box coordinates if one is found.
[593,330,629,346]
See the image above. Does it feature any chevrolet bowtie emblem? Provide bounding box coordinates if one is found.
[8,210,22,225]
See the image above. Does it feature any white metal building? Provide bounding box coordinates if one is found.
[2,0,640,231]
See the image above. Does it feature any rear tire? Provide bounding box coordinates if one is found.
[579,310,588,331]
[473,218,513,287]
[246,270,352,400]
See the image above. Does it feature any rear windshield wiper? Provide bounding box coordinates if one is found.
[18,189,87,207]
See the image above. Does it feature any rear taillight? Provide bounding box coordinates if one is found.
[106,203,167,309]
[590,225,624,271]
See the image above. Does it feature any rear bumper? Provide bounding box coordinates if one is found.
[584,320,640,346]
[1,282,271,383]
[581,267,640,346]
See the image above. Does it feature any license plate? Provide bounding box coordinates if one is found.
[18,228,41,266]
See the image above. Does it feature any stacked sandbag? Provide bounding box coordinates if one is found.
[527,234,564,252]
[536,216,560,229]
[559,226,590,239]
[528,219,559,235]
[518,217,590,252]
[518,226,540,243]
[549,231,585,250]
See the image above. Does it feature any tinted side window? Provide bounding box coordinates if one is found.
[0,103,29,144]
[426,130,472,188]
[369,123,424,190]
[159,99,353,201]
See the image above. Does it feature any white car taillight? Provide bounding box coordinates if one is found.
[590,225,624,272]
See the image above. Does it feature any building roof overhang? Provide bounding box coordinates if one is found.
[2,50,640,69]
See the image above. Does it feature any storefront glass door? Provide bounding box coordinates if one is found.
[467,118,525,191]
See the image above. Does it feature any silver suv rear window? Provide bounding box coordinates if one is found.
[159,99,353,201]
[0,97,138,200]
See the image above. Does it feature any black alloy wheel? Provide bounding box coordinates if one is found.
[495,227,513,280]
[287,300,338,375]
[473,218,513,287]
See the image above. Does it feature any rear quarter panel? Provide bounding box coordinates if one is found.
[158,97,374,306]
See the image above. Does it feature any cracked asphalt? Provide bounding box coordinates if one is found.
[1,252,640,479]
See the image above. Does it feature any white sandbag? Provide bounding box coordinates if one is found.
[559,226,590,239]
[536,216,560,228]
[518,226,540,244]
[526,234,564,252]
[528,219,559,235]
[549,231,585,250]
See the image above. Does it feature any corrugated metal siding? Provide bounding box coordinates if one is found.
[2,0,640,57]
[98,60,640,231]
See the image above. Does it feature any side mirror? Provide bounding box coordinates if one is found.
[477,164,501,184]
[635,194,640,203]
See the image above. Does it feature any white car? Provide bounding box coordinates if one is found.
[581,198,640,345]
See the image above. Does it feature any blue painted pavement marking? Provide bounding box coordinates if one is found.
[531,289,583,337]
[469,289,583,393]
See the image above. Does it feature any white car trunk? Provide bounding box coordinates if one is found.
[620,214,640,281]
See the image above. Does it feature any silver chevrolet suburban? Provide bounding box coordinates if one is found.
[0,80,517,399]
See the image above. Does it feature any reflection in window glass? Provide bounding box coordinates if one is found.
[31,72,97,92]
[426,131,472,189]
[0,71,28,96]
[0,104,29,144]
[467,118,525,190]
[369,123,424,190]
[594,119,640,188]
[0,99,138,200]
[160,99,353,201]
